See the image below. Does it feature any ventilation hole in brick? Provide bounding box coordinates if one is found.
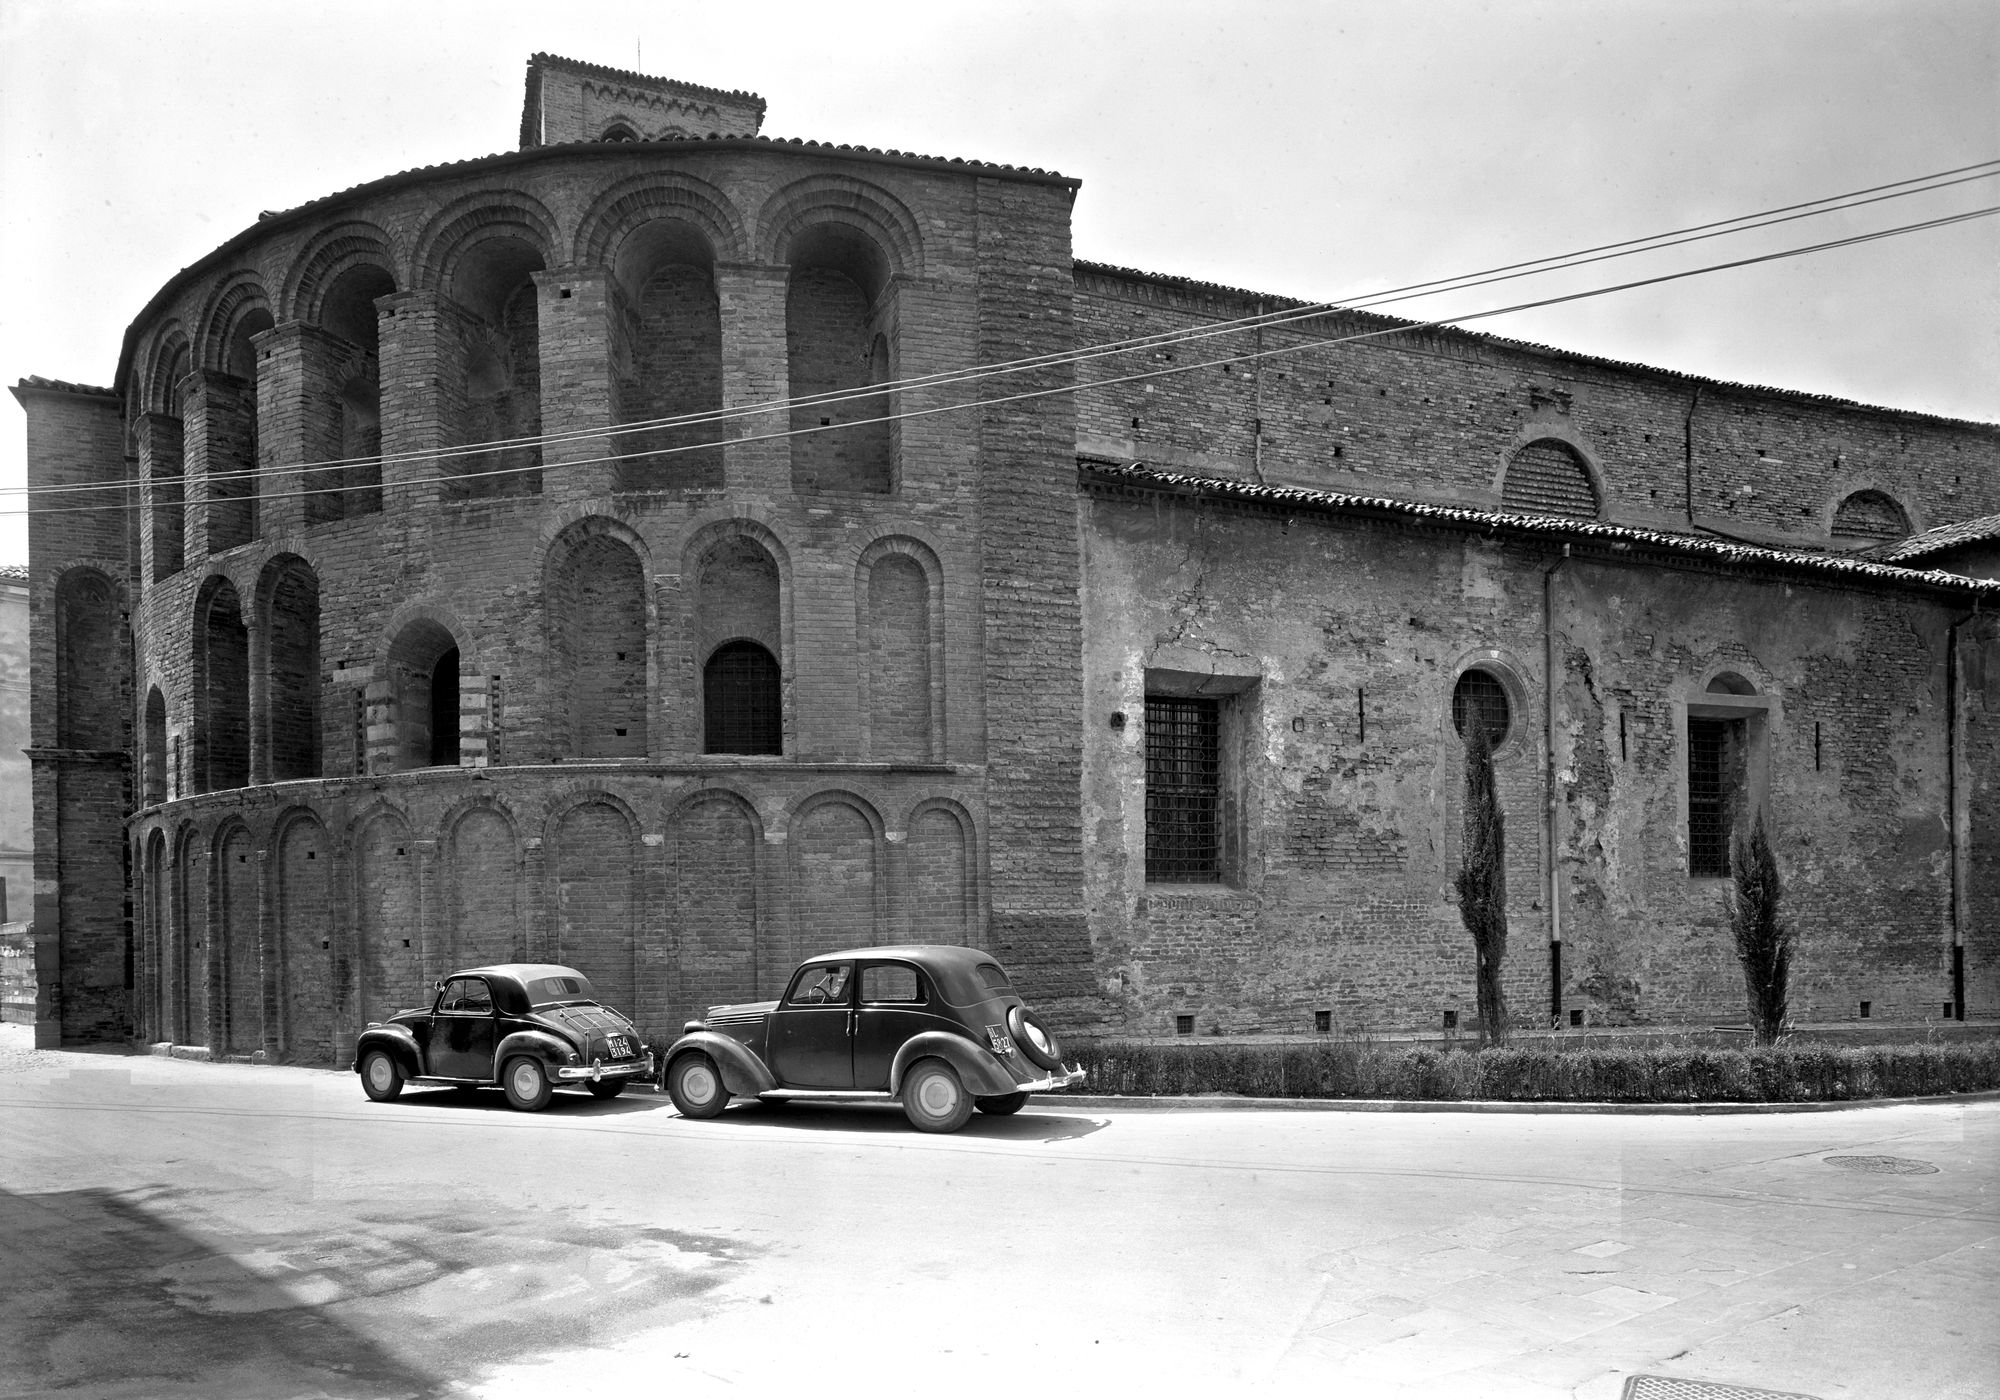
[1333,445,1343,458]
[1175,1014,1194,1036]
[1131,417,1141,430]
[238,855,246,863]
[1378,388,1388,397]
[820,417,832,427]
[1443,1010,1458,1029]
[1570,1009,1583,1027]
[614,728,627,737]
[306,851,315,860]
[1314,1010,1331,1034]
[402,939,410,948]
[615,652,626,661]
[1860,1000,1871,1018]
[560,288,572,298]
[1945,1001,1955,1018]
[321,940,329,950]
[396,847,405,857]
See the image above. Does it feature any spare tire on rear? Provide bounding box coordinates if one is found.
[1007,1005,1063,1070]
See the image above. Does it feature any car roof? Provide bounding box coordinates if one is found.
[803,945,1001,969]
[449,964,590,987]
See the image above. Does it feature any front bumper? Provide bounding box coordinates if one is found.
[1015,1062,1087,1093]
[557,1052,655,1083]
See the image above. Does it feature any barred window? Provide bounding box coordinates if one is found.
[704,640,782,754]
[1688,717,1732,876]
[1146,695,1221,882]
[1452,668,1510,746]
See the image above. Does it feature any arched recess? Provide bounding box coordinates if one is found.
[906,798,977,942]
[791,792,883,952]
[1830,489,1910,545]
[447,803,522,968]
[550,797,638,1016]
[313,261,397,523]
[255,555,321,782]
[143,829,173,1040]
[55,568,127,750]
[610,219,723,490]
[173,823,206,1044]
[143,687,168,805]
[138,326,191,579]
[857,536,943,760]
[196,280,273,552]
[668,789,763,1018]
[353,807,418,1022]
[419,199,558,501]
[692,526,787,754]
[192,576,250,791]
[213,821,260,1055]
[783,222,897,494]
[1500,438,1600,519]
[276,810,335,1064]
[599,122,639,142]
[384,617,463,770]
[547,519,650,758]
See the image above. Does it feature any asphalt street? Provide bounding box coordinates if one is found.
[0,1028,1993,1400]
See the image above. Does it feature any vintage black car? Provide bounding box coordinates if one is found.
[660,945,1085,1132]
[353,964,655,1112]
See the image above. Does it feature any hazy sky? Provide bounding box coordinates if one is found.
[3,0,1995,565]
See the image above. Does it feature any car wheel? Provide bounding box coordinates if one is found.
[360,1050,404,1103]
[667,1053,729,1119]
[975,1091,1030,1116]
[1007,1006,1065,1071]
[502,1056,554,1112]
[902,1058,974,1133]
[586,1078,625,1100]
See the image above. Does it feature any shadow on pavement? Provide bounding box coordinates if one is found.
[394,1084,665,1116]
[699,1100,1111,1140]
[0,1185,441,1399]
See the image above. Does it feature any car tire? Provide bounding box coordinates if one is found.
[360,1050,404,1103]
[502,1056,554,1112]
[586,1078,625,1100]
[667,1053,729,1119]
[902,1058,974,1133]
[1007,1006,1065,1071]
[975,1091,1030,1116]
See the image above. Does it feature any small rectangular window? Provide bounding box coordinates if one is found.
[1146,695,1221,882]
[1688,717,1733,876]
[861,964,922,1004]
[976,963,1012,994]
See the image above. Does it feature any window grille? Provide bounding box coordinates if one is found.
[1688,717,1730,876]
[1452,669,1510,745]
[1501,439,1598,519]
[1146,695,1221,882]
[705,640,782,755]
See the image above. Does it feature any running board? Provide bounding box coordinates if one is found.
[760,1089,896,1102]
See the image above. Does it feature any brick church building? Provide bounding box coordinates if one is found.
[15,55,2000,1055]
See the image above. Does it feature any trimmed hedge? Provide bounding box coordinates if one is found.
[1056,1038,2000,1103]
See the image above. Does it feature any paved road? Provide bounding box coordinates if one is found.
[1,1031,1993,1400]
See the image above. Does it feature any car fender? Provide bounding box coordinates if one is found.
[354,1024,422,1078]
[494,1029,575,1077]
[890,1032,1017,1098]
[665,1031,777,1097]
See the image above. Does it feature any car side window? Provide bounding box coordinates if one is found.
[861,964,924,1004]
[439,978,492,1014]
[786,964,852,1006]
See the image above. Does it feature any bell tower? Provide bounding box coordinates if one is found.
[520,53,766,148]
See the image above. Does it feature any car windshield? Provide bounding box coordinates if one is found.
[526,973,597,1007]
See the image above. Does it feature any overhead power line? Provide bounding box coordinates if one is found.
[6,197,1996,518]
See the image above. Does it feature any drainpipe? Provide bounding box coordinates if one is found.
[1682,385,1702,530]
[1250,302,1266,483]
[1544,543,1570,1027]
[1948,597,1979,1021]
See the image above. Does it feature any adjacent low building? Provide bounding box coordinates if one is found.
[14,54,1999,1055]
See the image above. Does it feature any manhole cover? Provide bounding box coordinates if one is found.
[1823,1154,1939,1175]
[1624,1377,1821,1400]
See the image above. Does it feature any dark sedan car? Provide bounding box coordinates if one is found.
[660,945,1084,1132]
[354,964,654,1112]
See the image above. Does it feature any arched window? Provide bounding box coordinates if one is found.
[1452,668,1510,746]
[258,556,321,781]
[1502,439,1598,519]
[385,619,461,770]
[1831,490,1909,544]
[194,579,249,791]
[704,641,781,754]
[144,689,168,805]
[446,237,544,498]
[786,225,893,494]
[600,123,639,142]
[550,529,648,757]
[611,220,723,491]
[314,263,394,522]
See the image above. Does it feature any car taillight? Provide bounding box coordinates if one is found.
[986,1025,1014,1055]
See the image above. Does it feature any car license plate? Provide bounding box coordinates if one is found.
[607,1035,631,1059]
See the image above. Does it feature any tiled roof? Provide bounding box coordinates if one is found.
[11,375,116,398]
[0,564,29,582]
[1871,512,2000,562]
[526,52,765,108]
[1073,261,2000,435]
[1080,460,2000,597]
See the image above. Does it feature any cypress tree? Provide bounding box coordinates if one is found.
[1454,721,1510,1046]
[1729,814,1794,1045]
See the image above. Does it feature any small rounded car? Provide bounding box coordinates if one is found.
[353,964,655,1111]
[660,945,1085,1132]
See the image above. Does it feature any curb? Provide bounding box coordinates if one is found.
[1042,1087,2000,1115]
